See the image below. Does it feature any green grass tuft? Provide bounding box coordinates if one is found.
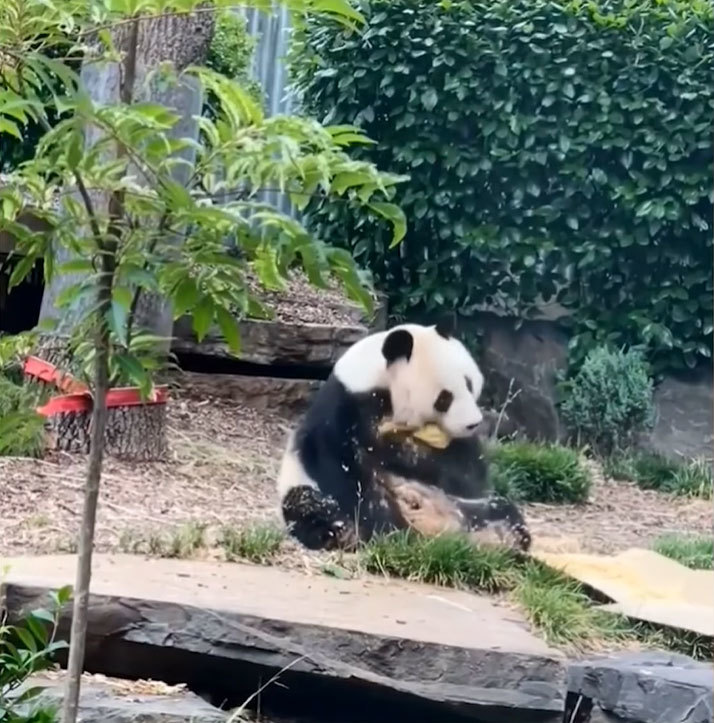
[488,440,591,503]
[653,534,712,570]
[361,530,518,592]
[220,523,284,564]
[118,521,207,558]
[605,452,712,499]
[512,561,626,647]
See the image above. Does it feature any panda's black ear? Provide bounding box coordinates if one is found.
[435,316,454,339]
[382,329,413,365]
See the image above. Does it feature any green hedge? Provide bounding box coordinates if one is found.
[290,0,713,373]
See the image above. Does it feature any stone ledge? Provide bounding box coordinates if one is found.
[172,317,366,367]
[169,370,320,413]
[1,554,566,722]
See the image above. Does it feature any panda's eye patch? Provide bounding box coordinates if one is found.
[465,376,473,393]
[434,389,454,413]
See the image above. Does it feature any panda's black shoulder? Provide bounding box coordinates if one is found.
[293,374,392,467]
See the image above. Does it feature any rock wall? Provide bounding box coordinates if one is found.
[462,312,712,460]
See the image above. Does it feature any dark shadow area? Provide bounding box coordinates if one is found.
[0,254,44,334]
[56,639,558,723]
[174,350,332,381]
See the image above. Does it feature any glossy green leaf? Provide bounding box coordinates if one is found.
[192,296,215,342]
[368,202,407,247]
[216,306,242,354]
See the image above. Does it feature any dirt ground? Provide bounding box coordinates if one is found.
[0,384,711,564]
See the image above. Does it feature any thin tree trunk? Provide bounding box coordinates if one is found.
[60,231,114,723]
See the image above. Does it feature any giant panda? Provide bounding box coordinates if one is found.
[276,320,530,552]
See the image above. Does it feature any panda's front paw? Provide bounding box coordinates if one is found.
[457,494,532,552]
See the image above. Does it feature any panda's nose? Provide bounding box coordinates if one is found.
[466,421,480,431]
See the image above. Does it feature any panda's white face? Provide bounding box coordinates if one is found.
[334,322,484,439]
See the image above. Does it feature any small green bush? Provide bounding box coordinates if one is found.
[654,534,712,570]
[606,452,713,499]
[206,11,261,102]
[0,586,72,722]
[0,376,48,458]
[559,346,654,455]
[488,441,591,504]
[119,522,209,559]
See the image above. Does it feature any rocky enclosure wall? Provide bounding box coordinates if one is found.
[467,311,712,460]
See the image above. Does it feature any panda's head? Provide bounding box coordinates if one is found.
[335,320,484,439]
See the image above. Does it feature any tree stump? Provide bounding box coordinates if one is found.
[25,357,169,461]
[44,403,168,461]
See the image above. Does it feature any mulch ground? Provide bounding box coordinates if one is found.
[0,383,710,565]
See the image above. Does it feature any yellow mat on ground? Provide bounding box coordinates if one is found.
[531,547,714,637]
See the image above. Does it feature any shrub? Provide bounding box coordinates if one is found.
[0,376,48,458]
[488,441,591,503]
[290,0,714,373]
[206,11,261,102]
[559,346,654,454]
[0,586,72,722]
[606,452,712,499]
[654,534,712,570]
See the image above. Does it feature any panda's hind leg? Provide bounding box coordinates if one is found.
[281,486,357,551]
[455,495,531,552]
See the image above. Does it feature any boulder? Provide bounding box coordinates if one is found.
[566,651,714,723]
[475,313,568,442]
[646,367,714,460]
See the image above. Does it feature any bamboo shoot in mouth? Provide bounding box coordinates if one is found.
[377,421,450,449]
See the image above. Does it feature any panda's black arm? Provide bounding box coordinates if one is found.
[366,435,490,499]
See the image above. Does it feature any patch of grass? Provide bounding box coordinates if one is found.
[118,522,207,558]
[220,523,284,564]
[361,530,518,592]
[512,561,626,648]
[359,530,712,658]
[633,622,714,661]
[605,452,713,499]
[487,441,591,503]
[653,534,713,570]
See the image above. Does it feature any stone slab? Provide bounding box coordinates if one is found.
[171,317,366,367]
[169,370,320,413]
[567,651,714,723]
[1,554,565,722]
[12,674,227,722]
